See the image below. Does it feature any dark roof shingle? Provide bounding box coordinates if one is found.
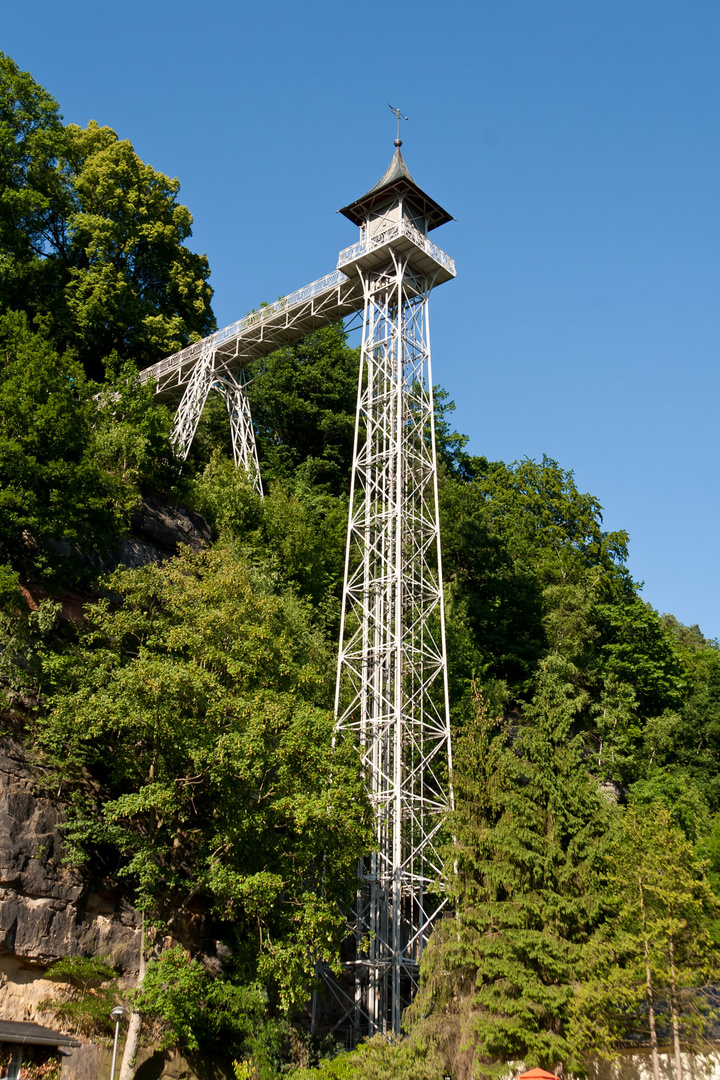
[338,146,453,232]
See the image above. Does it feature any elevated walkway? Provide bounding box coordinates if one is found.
[139,269,364,402]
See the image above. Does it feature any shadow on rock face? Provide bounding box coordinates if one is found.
[135,1052,165,1080]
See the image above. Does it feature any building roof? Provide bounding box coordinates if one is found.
[338,144,453,232]
[0,1021,81,1048]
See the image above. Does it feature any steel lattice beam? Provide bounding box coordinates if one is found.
[140,271,365,401]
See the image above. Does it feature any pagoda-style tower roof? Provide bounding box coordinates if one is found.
[338,144,453,232]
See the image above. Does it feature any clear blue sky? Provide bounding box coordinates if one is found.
[3,0,719,638]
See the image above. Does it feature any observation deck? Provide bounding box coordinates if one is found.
[337,217,456,285]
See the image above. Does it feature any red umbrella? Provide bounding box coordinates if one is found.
[518,1071,558,1080]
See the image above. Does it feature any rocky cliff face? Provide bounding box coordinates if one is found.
[0,735,141,1022]
[106,491,212,572]
[0,725,234,1036]
[26,492,213,621]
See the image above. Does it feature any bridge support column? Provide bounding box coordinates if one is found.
[171,346,216,462]
[214,369,263,496]
[171,352,263,497]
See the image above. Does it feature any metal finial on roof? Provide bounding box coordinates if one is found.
[339,108,452,230]
[387,102,409,144]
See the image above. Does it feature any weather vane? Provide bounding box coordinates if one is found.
[387,103,409,145]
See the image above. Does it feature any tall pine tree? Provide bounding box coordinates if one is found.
[415,659,614,1076]
[569,805,720,1080]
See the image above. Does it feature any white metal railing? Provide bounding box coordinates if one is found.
[140,268,351,383]
[337,219,456,276]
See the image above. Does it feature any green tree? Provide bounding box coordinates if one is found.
[243,325,358,496]
[587,605,709,790]
[36,547,371,1008]
[569,805,720,1080]
[58,120,215,375]
[415,662,614,1077]
[595,598,686,721]
[0,573,61,706]
[439,455,632,694]
[0,311,122,579]
[0,52,66,316]
[293,1034,443,1080]
[40,956,119,1038]
[0,53,214,378]
[133,947,267,1055]
[93,356,182,507]
[0,312,181,585]
[191,451,348,616]
[438,454,705,797]
[650,618,720,810]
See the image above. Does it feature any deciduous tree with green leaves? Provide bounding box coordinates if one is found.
[243,325,358,496]
[439,454,632,694]
[0,311,121,579]
[0,311,180,585]
[0,52,214,378]
[35,546,371,1069]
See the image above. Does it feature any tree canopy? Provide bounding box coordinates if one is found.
[37,547,371,1012]
[0,310,179,583]
[0,52,214,379]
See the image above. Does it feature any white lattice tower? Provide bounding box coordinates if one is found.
[141,145,455,1036]
[333,142,456,1039]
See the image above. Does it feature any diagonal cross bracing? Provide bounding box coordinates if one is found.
[140,269,367,475]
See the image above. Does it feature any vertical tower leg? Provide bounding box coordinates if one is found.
[213,369,264,497]
[335,257,453,1038]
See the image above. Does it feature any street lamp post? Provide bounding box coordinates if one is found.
[110,1005,128,1080]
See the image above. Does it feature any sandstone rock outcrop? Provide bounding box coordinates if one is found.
[0,726,232,1027]
[0,736,141,1022]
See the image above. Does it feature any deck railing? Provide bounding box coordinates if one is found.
[140,269,350,383]
[337,219,456,276]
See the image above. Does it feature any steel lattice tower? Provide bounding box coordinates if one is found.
[140,145,456,1038]
[333,141,456,1038]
